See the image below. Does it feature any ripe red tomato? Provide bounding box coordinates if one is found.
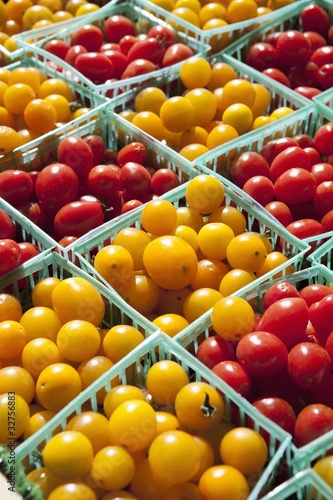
[294,86,322,99]
[120,59,158,79]
[263,282,299,310]
[292,134,315,149]
[229,151,270,188]
[259,297,309,348]
[196,335,235,369]
[259,137,298,165]
[64,44,88,66]
[309,294,333,344]
[311,162,333,183]
[70,24,104,52]
[303,146,322,166]
[75,52,115,84]
[53,200,104,237]
[321,209,333,231]
[162,43,194,67]
[314,122,333,156]
[287,61,319,89]
[303,31,327,53]
[325,331,333,370]
[294,403,333,447]
[251,397,296,436]
[301,3,331,38]
[0,170,33,206]
[0,209,16,240]
[16,201,47,229]
[103,15,136,44]
[287,342,331,391]
[313,181,333,216]
[311,46,333,67]
[121,199,143,214]
[57,137,94,180]
[127,37,165,65]
[245,42,278,71]
[119,35,140,56]
[242,176,274,206]
[262,68,291,87]
[264,201,293,227]
[236,331,288,377]
[151,169,180,195]
[269,146,311,183]
[148,25,176,46]
[212,360,251,397]
[87,164,121,199]
[273,168,317,205]
[276,30,311,67]
[17,241,40,268]
[317,63,333,90]
[285,219,325,240]
[119,162,151,199]
[43,39,70,59]
[0,239,21,277]
[299,283,333,307]
[102,49,128,79]
[83,135,106,165]
[117,142,147,167]
[35,163,79,215]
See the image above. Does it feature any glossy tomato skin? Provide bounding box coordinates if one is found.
[287,342,331,391]
[117,142,147,167]
[162,43,194,67]
[294,403,333,447]
[276,30,311,68]
[303,31,327,53]
[287,61,319,89]
[262,68,292,87]
[314,181,333,216]
[229,152,270,188]
[119,162,151,199]
[317,63,333,90]
[245,42,278,71]
[120,198,142,215]
[236,331,288,378]
[121,59,157,79]
[311,46,333,68]
[242,176,274,206]
[70,24,104,52]
[83,135,106,165]
[43,39,70,59]
[196,335,235,369]
[269,146,311,183]
[259,137,298,165]
[0,209,16,240]
[321,209,333,231]
[273,168,317,205]
[64,44,88,66]
[324,332,333,370]
[264,201,293,227]
[16,201,47,230]
[251,397,296,436]
[87,164,121,199]
[0,170,33,206]
[292,134,315,149]
[35,163,79,215]
[263,282,299,310]
[259,297,309,348]
[119,35,139,56]
[314,122,333,157]
[127,37,165,65]
[53,200,104,238]
[103,15,136,44]
[309,294,333,344]
[0,239,21,277]
[311,162,333,183]
[212,360,251,397]
[102,49,128,79]
[74,53,115,84]
[148,25,176,46]
[285,219,325,240]
[301,3,331,38]
[299,283,333,308]
[151,169,181,195]
[57,137,94,180]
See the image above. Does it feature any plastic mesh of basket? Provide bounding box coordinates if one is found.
[0,251,158,335]
[14,0,210,97]
[15,329,292,500]
[261,469,333,500]
[309,237,333,268]
[0,104,196,258]
[313,88,333,122]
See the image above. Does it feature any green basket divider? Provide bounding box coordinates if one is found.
[313,87,333,122]
[13,0,210,97]
[223,0,333,101]
[15,329,292,499]
[261,469,333,500]
[309,235,333,268]
[291,428,333,474]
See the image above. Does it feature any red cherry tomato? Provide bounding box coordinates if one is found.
[119,35,140,56]
[151,169,181,195]
[70,24,104,52]
[0,170,33,206]
[0,209,16,240]
[263,282,299,310]
[212,360,251,397]
[311,46,333,68]
[120,59,158,79]
[35,163,79,215]
[264,201,293,227]
[242,176,274,206]
[314,122,333,156]
[273,168,317,205]
[117,142,147,167]
[121,199,143,214]
[294,403,333,447]
[311,162,333,183]
[0,239,21,277]
[287,342,331,391]
[16,201,47,229]
[303,31,327,53]
[313,181,333,216]
[299,283,333,308]
[294,86,322,100]
[245,42,278,71]
[196,335,235,369]
[317,63,333,90]
[285,219,325,240]
[250,397,296,436]
[103,15,136,44]
[74,52,115,84]
[83,134,106,165]
[162,43,194,67]
[269,146,311,183]
[287,61,319,89]
[321,209,333,231]
[127,37,165,65]
[301,3,330,38]
[262,68,291,87]
[259,137,298,165]
[53,200,104,237]
[229,151,270,188]
[87,164,121,199]
[148,25,176,46]
[102,49,128,79]
[276,30,311,68]
[57,136,94,180]
[309,294,333,344]
[119,162,152,199]
[64,44,88,66]
[43,39,70,59]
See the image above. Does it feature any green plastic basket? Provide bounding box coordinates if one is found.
[0,104,195,259]
[16,330,292,499]
[313,87,333,122]
[309,236,333,268]
[14,0,210,97]
[224,0,333,100]
[261,469,333,500]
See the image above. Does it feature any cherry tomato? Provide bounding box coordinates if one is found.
[64,44,88,66]
[273,168,317,205]
[0,209,16,240]
[311,162,333,183]
[245,42,278,71]
[321,209,333,231]
[285,219,325,240]
[301,3,331,38]
[212,360,251,397]
[287,342,331,391]
[57,137,94,180]
[294,86,322,100]
[148,25,176,45]
[16,201,47,229]
[0,239,21,277]
[43,39,70,59]
[162,43,194,67]
[269,146,311,182]
[294,403,333,447]
[0,170,33,206]
[288,61,320,89]
[74,52,115,84]
[314,181,333,216]
[103,15,136,44]
[251,397,296,436]
[119,35,140,56]
[127,37,165,65]
[259,297,309,348]
[35,163,79,215]
[121,199,142,214]
[309,294,333,344]
[299,283,333,308]
[53,200,104,238]
[242,176,274,206]
[117,142,147,167]
[102,49,128,79]
[87,164,121,199]
[314,122,333,157]
[121,59,158,79]
[70,24,104,52]
[311,46,333,68]
[151,168,180,195]
[229,151,270,188]
[276,30,311,68]
[83,135,106,165]
[303,31,327,53]
[263,282,299,310]
[264,201,293,226]
[259,137,298,165]
[262,68,291,87]
[317,63,333,90]
[196,335,235,369]
[119,162,152,199]
[303,147,322,166]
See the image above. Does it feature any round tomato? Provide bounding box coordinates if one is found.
[0,209,16,239]
[246,42,278,71]
[121,59,157,79]
[0,170,33,206]
[117,142,147,167]
[287,342,331,391]
[127,37,165,65]
[70,24,104,52]
[35,163,79,215]
[294,403,333,447]
[0,239,21,276]
[276,30,311,67]
[162,43,194,67]
[273,168,317,205]
[103,15,136,44]
[75,52,115,84]
[87,164,121,199]
[151,168,180,195]
[57,136,94,180]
